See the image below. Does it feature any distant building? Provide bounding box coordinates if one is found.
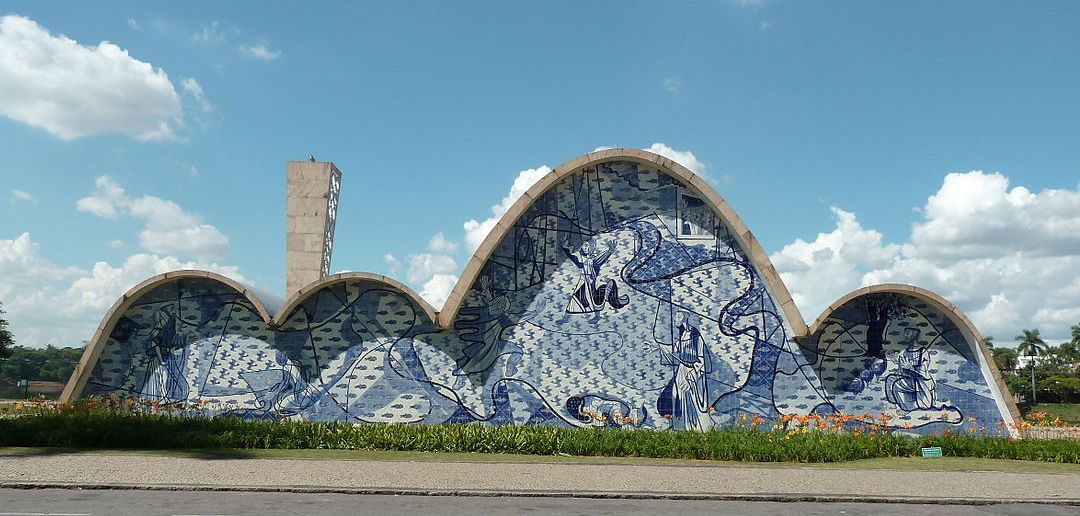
[1015,355,1051,369]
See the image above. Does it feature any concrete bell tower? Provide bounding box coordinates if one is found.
[285,160,341,296]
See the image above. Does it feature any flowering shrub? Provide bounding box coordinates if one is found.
[1,396,1077,463]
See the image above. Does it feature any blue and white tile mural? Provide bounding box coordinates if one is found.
[801,293,1009,433]
[76,158,1014,434]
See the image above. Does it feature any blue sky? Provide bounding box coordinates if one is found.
[2,2,1079,348]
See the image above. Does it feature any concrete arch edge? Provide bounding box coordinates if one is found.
[269,271,438,327]
[435,148,808,334]
[62,270,435,402]
[60,270,274,402]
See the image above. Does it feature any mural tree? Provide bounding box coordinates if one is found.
[862,294,909,360]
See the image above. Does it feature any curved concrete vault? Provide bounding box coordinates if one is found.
[63,149,1020,433]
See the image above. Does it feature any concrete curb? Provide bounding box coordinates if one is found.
[3,481,1079,506]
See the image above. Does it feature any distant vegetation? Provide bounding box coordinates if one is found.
[0,345,83,399]
[0,302,13,359]
[985,324,1080,404]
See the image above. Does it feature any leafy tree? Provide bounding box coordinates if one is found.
[1037,376,1080,403]
[991,346,1018,373]
[1004,374,1029,398]
[0,345,83,386]
[1016,329,1048,403]
[0,302,13,359]
[1058,324,1080,366]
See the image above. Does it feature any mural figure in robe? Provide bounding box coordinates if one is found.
[561,239,629,315]
[657,311,712,431]
[884,327,939,411]
[241,352,317,416]
[142,306,189,402]
[453,275,546,388]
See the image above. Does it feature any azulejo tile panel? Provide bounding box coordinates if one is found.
[79,159,1012,434]
[798,292,1008,434]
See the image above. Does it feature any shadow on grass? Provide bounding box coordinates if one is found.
[0,446,264,460]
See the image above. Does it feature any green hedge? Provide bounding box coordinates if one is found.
[3,412,1079,463]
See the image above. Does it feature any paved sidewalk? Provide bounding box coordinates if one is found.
[1,452,1078,505]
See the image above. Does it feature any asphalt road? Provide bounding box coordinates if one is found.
[0,489,1077,516]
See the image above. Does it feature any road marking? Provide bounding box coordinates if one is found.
[0,513,92,516]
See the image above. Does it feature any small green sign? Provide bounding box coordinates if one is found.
[17,379,28,388]
[921,446,943,458]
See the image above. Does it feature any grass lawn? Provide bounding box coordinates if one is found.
[1023,403,1080,424]
[3,447,1079,474]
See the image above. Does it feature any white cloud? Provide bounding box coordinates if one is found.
[663,77,681,94]
[463,165,551,251]
[770,207,901,322]
[0,233,83,292]
[910,171,1080,260]
[420,274,458,309]
[462,218,498,253]
[0,232,243,347]
[181,77,213,113]
[406,253,458,284]
[76,176,125,219]
[126,18,139,30]
[385,245,459,307]
[193,21,223,44]
[0,15,183,141]
[129,196,229,260]
[76,176,229,260]
[10,189,36,203]
[428,232,459,253]
[771,171,1080,342]
[107,239,125,250]
[241,43,281,61]
[645,143,706,176]
[384,253,401,276]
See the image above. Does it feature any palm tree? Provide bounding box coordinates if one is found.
[1057,323,1080,368]
[1016,329,1047,403]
